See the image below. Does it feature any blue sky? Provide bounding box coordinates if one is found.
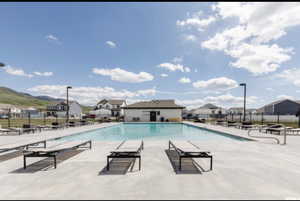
[1,2,300,109]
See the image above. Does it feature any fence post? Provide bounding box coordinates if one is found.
[44,112,46,125]
[28,112,31,125]
[261,112,264,125]
[277,113,280,124]
[8,108,11,128]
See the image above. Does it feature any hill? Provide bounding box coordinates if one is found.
[0,87,92,113]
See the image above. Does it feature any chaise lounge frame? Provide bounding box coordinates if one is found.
[106,140,144,171]
[23,140,92,169]
[168,140,213,171]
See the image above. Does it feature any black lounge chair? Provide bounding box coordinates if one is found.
[168,140,213,171]
[107,140,144,171]
[23,140,92,169]
[0,139,47,154]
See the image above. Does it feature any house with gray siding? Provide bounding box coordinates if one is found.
[259,99,300,115]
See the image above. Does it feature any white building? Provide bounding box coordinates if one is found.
[47,101,82,119]
[123,100,185,122]
[193,103,226,116]
[0,104,22,118]
[95,99,126,117]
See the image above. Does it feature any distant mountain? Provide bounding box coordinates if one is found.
[0,86,92,113]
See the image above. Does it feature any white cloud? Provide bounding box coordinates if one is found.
[160,73,168,77]
[27,85,157,106]
[276,95,294,100]
[172,57,183,63]
[157,62,190,73]
[177,94,259,109]
[92,68,153,83]
[3,66,33,78]
[45,34,61,44]
[274,68,300,86]
[184,34,197,41]
[33,72,53,77]
[177,14,216,31]
[193,77,238,91]
[179,77,191,84]
[198,3,300,75]
[106,41,116,48]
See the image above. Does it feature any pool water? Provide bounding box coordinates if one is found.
[58,123,250,141]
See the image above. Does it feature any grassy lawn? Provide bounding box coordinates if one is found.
[0,118,96,128]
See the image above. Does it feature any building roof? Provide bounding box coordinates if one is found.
[228,107,244,110]
[97,99,125,105]
[0,103,15,109]
[262,99,299,108]
[123,100,185,109]
[199,103,219,109]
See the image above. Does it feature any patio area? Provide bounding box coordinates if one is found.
[1,122,300,199]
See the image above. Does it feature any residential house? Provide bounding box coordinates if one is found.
[192,103,227,117]
[95,99,126,117]
[122,99,185,122]
[258,99,300,115]
[0,104,22,118]
[47,101,82,119]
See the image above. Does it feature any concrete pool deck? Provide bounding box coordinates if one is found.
[1,122,300,199]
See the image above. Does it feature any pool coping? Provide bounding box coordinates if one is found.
[56,121,254,142]
[182,122,256,141]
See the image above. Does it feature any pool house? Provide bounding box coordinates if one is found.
[122,99,185,122]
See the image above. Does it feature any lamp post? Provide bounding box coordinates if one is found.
[66,86,72,124]
[240,83,246,122]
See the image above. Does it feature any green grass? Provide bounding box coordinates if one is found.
[0,118,98,128]
[0,86,93,112]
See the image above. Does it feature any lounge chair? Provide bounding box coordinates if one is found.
[226,121,239,127]
[106,140,144,171]
[0,139,47,154]
[168,140,213,171]
[23,140,92,169]
[51,122,64,129]
[216,120,226,126]
[239,121,256,130]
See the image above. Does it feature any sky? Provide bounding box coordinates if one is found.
[1,2,300,109]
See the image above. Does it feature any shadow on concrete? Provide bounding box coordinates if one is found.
[0,151,23,163]
[165,149,207,174]
[10,150,84,174]
[98,158,138,175]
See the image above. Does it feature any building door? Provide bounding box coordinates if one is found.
[150,111,156,121]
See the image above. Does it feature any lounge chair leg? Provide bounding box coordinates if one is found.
[107,157,110,171]
[179,157,182,171]
[139,157,141,171]
[210,156,213,171]
[23,155,26,169]
[54,156,57,169]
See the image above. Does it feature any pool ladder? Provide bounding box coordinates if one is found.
[247,127,287,145]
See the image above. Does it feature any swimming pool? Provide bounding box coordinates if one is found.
[57,123,251,141]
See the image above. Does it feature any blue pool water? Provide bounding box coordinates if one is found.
[58,123,250,141]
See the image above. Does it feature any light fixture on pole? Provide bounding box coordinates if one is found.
[66,86,72,124]
[239,83,246,122]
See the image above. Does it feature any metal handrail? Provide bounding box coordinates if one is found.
[247,127,280,144]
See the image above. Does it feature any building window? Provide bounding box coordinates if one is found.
[157,111,160,115]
